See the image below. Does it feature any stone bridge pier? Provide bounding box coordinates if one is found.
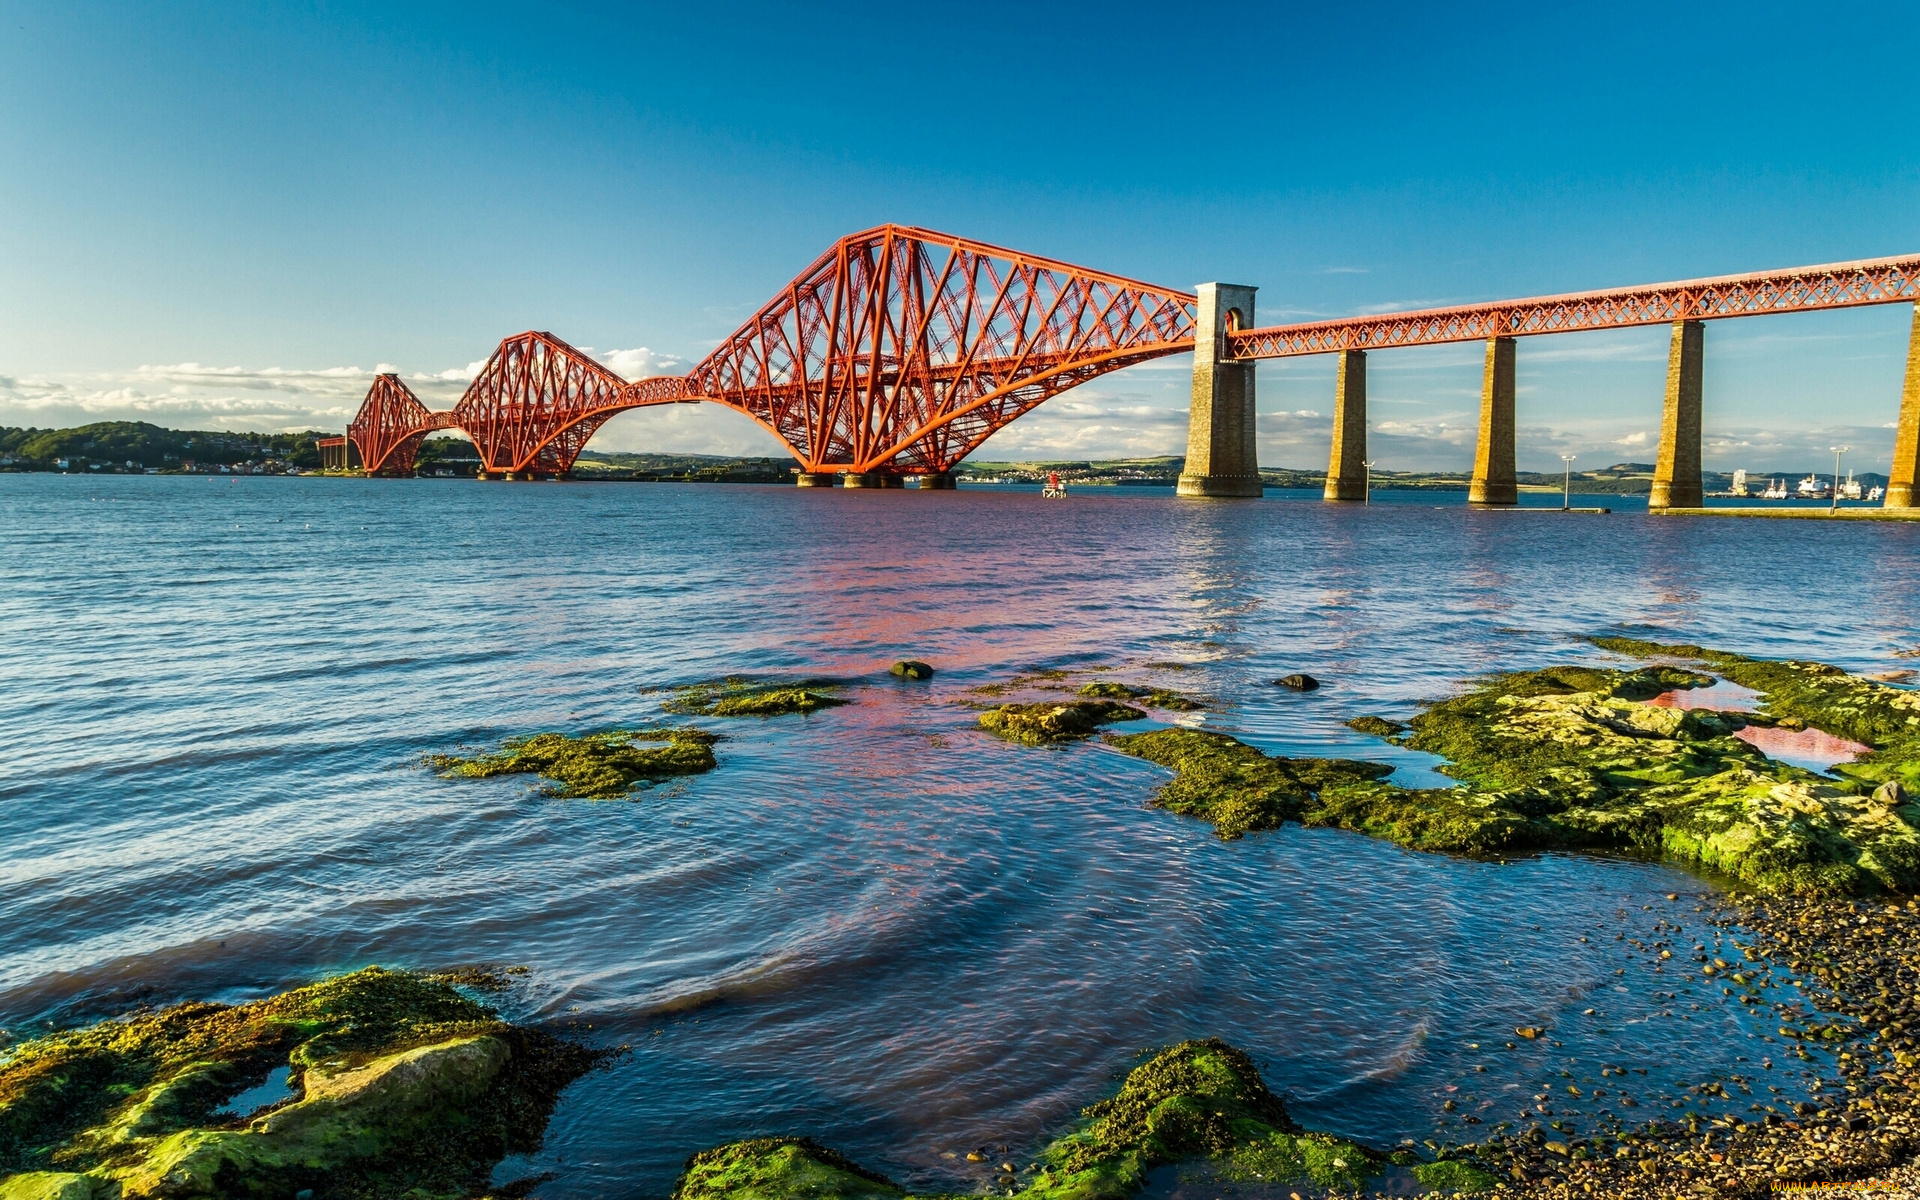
[1177,283,1262,498]
[1468,336,1519,505]
[1890,304,1920,509]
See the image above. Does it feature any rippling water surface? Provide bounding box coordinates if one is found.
[4,476,1918,1197]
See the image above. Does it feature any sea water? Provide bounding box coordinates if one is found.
[2,475,1915,1197]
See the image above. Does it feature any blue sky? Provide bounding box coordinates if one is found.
[3,0,1918,472]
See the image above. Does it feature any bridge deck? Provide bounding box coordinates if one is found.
[1228,254,1920,359]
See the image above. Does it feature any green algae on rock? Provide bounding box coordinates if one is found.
[1102,653,1920,897]
[978,700,1147,746]
[1103,728,1392,840]
[672,1138,904,1200]
[1590,635,1920,797]
[665,679,851,718]
[668,1040,1474,1200]
[1345,715,1408,739]
[1074,683,1204,711]
[429,728,718,798]
[0,967,601,1200]
[1373,655,1920,896]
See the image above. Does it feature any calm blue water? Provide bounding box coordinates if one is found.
[3,474,1916,1197]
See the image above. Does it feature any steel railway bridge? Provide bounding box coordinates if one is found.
[342,224,1920,509]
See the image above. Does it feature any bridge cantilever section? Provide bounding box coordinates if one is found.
[346,224,1197,479]
[683,224,1196,476]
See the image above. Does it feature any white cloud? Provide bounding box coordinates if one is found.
[0,363,385,433]
[2,341,1906,476]
[591,346,683,380]
[123,363,378,393]
[433,360,488,383]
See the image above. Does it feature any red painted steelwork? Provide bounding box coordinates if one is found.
[685,225,1197,473]
[347,225,1197,476]
[453,331,633,476]
[348,374,457,476]
[1228,254,1920,359]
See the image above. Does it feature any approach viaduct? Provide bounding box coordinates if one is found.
[341,226,1920,509]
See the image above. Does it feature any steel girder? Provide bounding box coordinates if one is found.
[348,233,1920,478]
[343,226,1198,477]
[348,374,443,475]
[1229,254,1920,359]
[687,225,1198,472]
[449,331,636,475]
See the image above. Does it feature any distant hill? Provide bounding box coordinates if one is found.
[0,422,1893,490]
[573,449,790,482]
[0,421,332,471]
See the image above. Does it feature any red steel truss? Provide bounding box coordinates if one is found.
[347,374,458,476]
[685,225,1197,473]
[347,225,1197,476]
[349,236,1920,476]
[1228,254,1920,359]
[452,331,634,476]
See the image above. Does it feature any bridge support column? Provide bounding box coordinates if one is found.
[1650,319,1705,510]
[1468,336,1518,505]
[795,472,837,487]
[1323,350,1368,501]
[1887,304,1920,509]
[842,472,906,488]
[917,472,957,489]
[1177,283,1262,498]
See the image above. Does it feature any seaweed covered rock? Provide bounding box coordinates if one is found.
[667,680,851,718]
[667,1041,1427,1200]
[1300,781,1551,855]
[888,661,934,681]
[978,701,1146,746]
[1099,652,1920,896]
[1104,729,1392,840]
[1345,715,1408,739]
[0,968,601,1200]
[1075,683,1203,711]
[672,1138,903,1200]
[1041,1039,1296,1192]
[429,728,718,798]
[1591,636,1920,796]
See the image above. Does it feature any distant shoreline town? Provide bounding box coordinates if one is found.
[0,419,1893,496]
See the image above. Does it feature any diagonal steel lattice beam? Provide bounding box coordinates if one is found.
[1227,254,1920,359]
[349,226,1197,477]
[349,240,1920,477]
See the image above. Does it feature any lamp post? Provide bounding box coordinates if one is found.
[1362,459,1376,506]
[1560,454,1576,511]
[1830,445,1850,514]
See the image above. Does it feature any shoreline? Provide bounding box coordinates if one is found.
[1655,506,1920,521]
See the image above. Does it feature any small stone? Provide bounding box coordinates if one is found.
[1517,1026,1544,1039]
[966,1151,987,1162]
[1274,673,1320,690]
[1873,779,1908,806]
[890,660,935,680]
